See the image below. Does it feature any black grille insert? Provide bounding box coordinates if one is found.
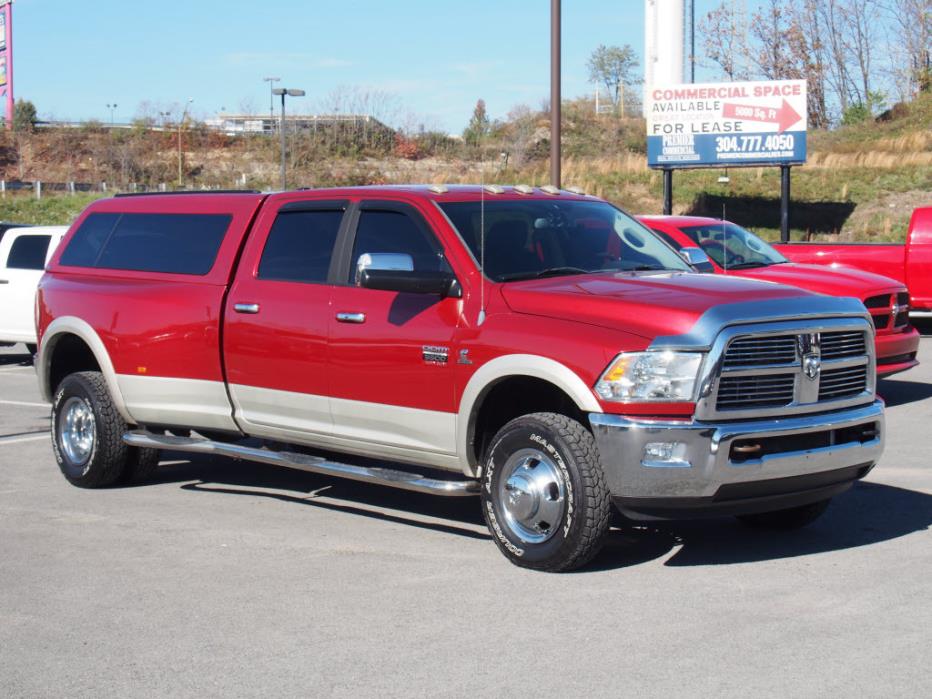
[820,331,866,359]
[717,374,796,410]
[819,365,868,400]
[722,335,797,368]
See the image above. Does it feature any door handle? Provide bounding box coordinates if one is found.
[233,303,260,314]
[336,312,366,324]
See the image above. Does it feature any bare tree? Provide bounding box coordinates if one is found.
[700,2,751,80]
[839,0,884,110]
[586,44,641,113]
[884,0,932,98]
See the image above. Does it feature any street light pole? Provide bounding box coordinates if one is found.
[106,103,117,125]
[272,88,305,190]
[177,98,193,188]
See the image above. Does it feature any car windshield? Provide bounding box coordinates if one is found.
[678,222,788,268]
[438,199,692,282]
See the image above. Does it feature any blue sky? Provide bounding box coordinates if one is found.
[16,0,753,132]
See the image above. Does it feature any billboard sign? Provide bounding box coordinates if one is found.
[646,79,807,169]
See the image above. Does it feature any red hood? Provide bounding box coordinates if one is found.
[728,263,903,299]
[500,271,815,339]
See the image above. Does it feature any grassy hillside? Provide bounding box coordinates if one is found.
[1,93,929,241]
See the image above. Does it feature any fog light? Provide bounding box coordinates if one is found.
[642,442,691,468]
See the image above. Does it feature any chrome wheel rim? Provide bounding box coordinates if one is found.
[497,448,566,544]
[58,396,97,466]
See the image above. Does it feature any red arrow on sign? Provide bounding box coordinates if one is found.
[722,98,803,133]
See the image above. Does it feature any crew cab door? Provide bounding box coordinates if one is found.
[327,200,462,456]
[0,231,54,343]
[223,199,349,439]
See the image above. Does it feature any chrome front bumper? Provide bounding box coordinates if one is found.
[589,401,884,518]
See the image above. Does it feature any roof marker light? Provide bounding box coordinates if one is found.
[540,185,561,195]
[513,184,534,195]
[566,185,586,195]
[428,184,449,194]
[483,184,505,194]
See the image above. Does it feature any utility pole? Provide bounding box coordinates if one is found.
[272,87,305,190]
[177,98,193,188]
[550,0,561,188]
[264,77,280,131]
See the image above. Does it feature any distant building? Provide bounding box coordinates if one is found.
[205,113,395,140]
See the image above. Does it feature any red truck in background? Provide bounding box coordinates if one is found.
[773,206,932,317]
[35,187,885,571]
[641,215,920,377]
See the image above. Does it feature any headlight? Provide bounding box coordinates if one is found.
[595,351,704,402]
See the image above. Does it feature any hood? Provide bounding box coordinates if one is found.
[731,263,903,299]
[500,271,816,339]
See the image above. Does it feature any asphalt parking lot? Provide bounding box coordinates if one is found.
[1,335,930,698]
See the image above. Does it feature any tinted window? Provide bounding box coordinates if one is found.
[439,200,691,282]
[59,213,232,275]
[258,210,343,283]
[653,230,683,250]
[349,210,448,282]
[58,213,121,268]
[6,235,52,270]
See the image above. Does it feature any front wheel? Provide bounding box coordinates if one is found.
[736,498,831,530]
[481,412,611,572]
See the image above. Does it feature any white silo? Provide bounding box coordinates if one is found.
[645,0,685,92]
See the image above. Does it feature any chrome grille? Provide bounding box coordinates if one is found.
[819,365,868,400]
[709,324,874,418]
[820,331,866,359]
[721,335,797,368]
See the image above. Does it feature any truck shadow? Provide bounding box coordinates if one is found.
[0,348,33,367]
[877,376,932,407]
[587,481,932,571]
[146,453,929,572]
[151,451,491,542]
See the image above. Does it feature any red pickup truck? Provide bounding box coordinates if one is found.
[35,187,885,571]
[640,215,920,377]
[773,206,932,317]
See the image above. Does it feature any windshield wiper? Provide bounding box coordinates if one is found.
[726,261,770,269]
[619,264,666,272]
[498,266,591,282]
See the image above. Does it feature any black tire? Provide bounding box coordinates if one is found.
[737,498,831,530]
[119,446,161,484]
[481,412,611,572]
[51,371,131,488]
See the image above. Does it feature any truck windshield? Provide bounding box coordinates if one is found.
[679,222,788,269]
[438,199,692,282]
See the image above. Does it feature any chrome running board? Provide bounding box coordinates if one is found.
[123,430,480,497]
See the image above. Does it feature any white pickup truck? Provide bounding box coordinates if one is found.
[0,226,68,352]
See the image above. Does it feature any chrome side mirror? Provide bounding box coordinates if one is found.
[679,247,714,273]
[355,252,414,286]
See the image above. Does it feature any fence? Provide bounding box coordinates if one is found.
[0,180,248,199]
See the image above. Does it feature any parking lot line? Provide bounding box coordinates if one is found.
[0,400,50,408]
[0,433,49,445]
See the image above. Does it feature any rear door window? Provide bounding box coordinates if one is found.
[6,235,52,270]
[59,212,232,275]
[257,209,344,283]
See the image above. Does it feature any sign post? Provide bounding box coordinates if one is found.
[0,1,11,129]
[646,79,808,241]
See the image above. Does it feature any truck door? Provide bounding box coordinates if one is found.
[905,208,932,311]
[327,200,461,456]
[0,232,53,343]
[223,199,348,439]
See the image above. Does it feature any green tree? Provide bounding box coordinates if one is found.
[13,99,38,132]
[586,44,641,111]
[463,99,490,147]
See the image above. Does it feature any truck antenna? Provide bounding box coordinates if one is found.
[478,170,487,326]
[722,204,727,272]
